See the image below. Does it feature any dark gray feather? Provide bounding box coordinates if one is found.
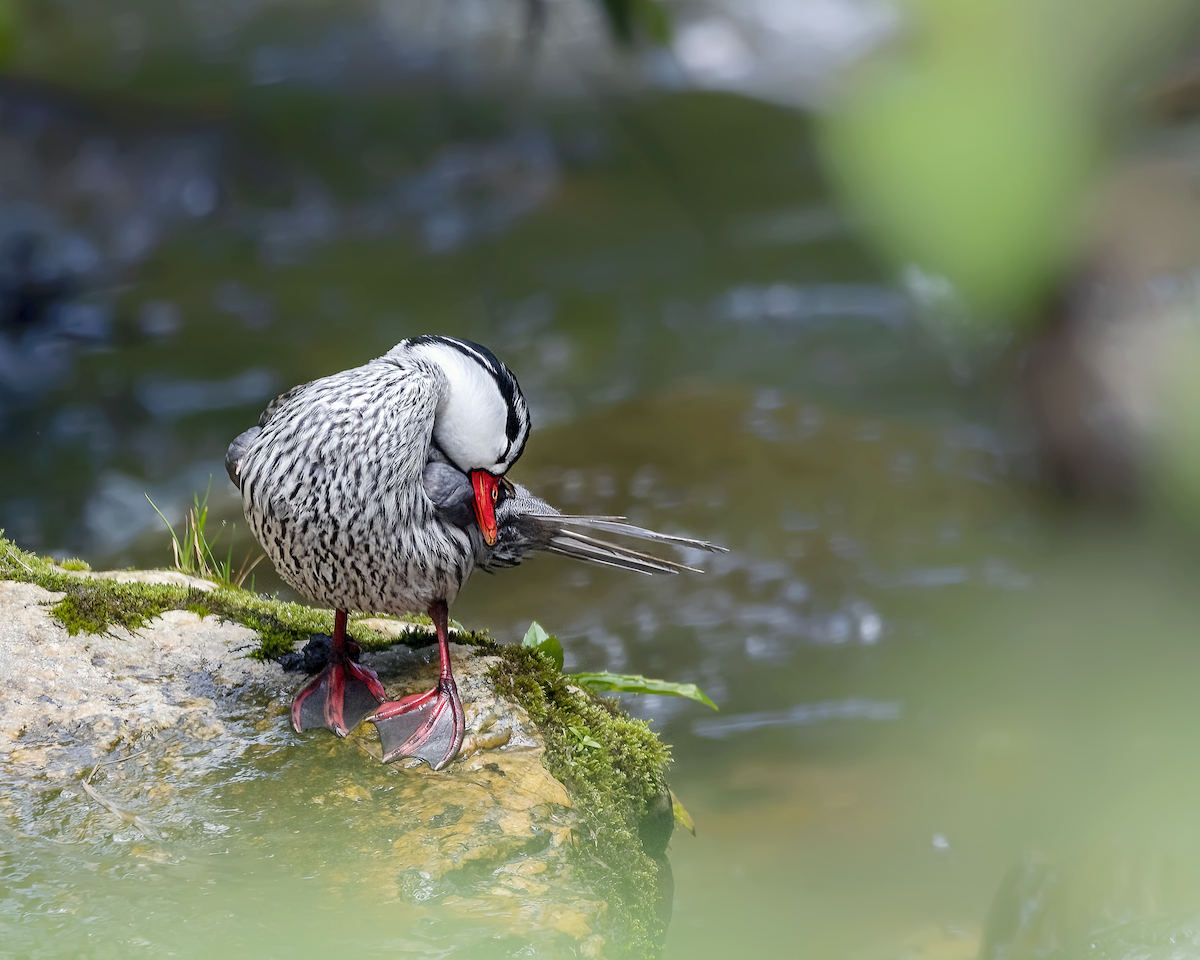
[422,459,476,530]
[484,483,725,575]
[225,425,261,489]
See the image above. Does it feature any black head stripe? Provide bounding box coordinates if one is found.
[407,335,502,378]
[406,334,530,454]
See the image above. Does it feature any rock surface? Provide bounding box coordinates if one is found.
[0,579,276,771]
[0,571,669,955]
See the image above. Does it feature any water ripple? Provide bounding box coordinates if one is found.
[692,698,903,739]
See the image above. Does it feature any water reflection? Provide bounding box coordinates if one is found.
[715,281,907,326]
[693,697,902,739]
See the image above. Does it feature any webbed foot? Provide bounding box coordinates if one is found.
[291,659,387,736]
[289,610,386,737]
[368,677,464,770]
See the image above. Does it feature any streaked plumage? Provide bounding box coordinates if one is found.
[226,334,723,769]
[228,337,527,615]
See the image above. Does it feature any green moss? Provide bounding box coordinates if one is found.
[0,535,491,657]
[3,535,672,954]
[490,645,672,958]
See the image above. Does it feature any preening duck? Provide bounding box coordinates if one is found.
[226,335,724,769]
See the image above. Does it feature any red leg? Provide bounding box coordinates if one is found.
[291,609,387,737]
[367,600,464,770]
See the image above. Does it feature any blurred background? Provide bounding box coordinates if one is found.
[6,0,1200,957]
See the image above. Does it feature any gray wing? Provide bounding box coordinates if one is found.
[258,379,317,428]
[236,357,447,517]
[225,425,261,489]
[225,380,317,489]
[422,456,476,530]
[484,483,726,575]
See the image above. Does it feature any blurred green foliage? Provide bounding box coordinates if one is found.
[0,0,16,64]
[1150,325,1200,527]
[597,0,671,47]
[821,0,1198,319]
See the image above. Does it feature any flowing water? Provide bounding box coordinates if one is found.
[4,12,1200,958]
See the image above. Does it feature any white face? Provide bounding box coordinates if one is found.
[406,338,526,475]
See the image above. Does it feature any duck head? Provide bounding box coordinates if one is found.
[398,335,530,545]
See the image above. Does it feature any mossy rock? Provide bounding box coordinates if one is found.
[0,534,447,657]
[0,536,674,956]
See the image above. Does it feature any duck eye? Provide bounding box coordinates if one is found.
[491,485,498,501]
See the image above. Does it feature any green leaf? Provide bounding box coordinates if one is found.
[538,637,564,671]
[570,672,718,710]
[568,725,603,749]
[670,790,696,836]
[522,621,550,647]
[522,621,564,671]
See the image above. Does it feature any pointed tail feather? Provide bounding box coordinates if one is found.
[547,530,703,575]
[530,514,727,554]
[487,483,725,575]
